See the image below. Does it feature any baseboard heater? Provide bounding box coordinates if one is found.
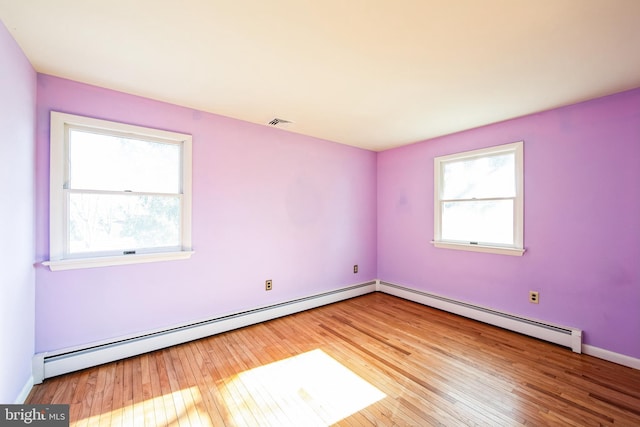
[377,281,582,353]
[33,281,377,383]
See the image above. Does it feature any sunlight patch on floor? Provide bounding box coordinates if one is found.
[224,349,386,425]
[74,385,209,427]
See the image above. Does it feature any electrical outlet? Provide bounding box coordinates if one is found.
[529,291,539,304]
[265,279,273,291]
[353,264,358,274]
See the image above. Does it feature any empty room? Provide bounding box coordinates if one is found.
[1,1,639,425]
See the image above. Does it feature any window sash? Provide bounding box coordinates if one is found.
[65,189,184,258]
[441,152,516,200]
[66,125,183,193]
[46,111,193,270]
[440,198,515,246]
[433,141,524,255]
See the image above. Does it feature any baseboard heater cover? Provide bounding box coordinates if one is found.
[377,281,582,353]
[34,281,377,382]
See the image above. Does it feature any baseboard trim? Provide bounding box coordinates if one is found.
[14,375,34,403]
[32,279,638,382]
[376,280,582,353]
[36,281,377,380]
[583,345,640,370]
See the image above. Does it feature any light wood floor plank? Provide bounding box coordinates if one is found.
[27,293,640,426]
[85,364,107,427]
[163,346,194,427]
[145,353,167,427]
[178,340,223,426]
[119,358,134,427]
[154,350,179,426]
[191,339,238,425]
[205,335,260,426]
[97,364,115,427]
[129,356,144,427]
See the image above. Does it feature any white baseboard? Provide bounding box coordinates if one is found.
[376,280,640,370]
[14,375,34,404]
[32,279,638,383]
[36,281,377,380]
[583,345,640,370]
[376,280,582,353]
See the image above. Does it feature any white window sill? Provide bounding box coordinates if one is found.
[431,241,525,256]
[42,251,195,271]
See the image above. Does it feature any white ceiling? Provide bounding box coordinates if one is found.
[2,1,640,151]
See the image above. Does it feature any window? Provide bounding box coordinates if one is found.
[44,112,193,270]
[433,141,524,256]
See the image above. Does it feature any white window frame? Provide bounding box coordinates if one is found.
[44,112,194,271]
[432,141,525,256]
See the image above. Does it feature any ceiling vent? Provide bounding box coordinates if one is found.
[267,118,293,126]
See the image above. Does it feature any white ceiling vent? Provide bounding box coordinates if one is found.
[267,118,293,126]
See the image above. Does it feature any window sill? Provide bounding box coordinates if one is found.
[431,241,525,256]
[42,251,195,271]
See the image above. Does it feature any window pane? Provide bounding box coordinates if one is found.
[69,129,181,193]
[442,153,515,200]
[68,192,180,254]
[441,200,514,245]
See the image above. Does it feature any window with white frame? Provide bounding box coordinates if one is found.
[45,112,193,270]
[433,141,524,256]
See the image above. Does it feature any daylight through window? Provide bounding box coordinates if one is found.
[45,112,193,270]
[433,141,524,256]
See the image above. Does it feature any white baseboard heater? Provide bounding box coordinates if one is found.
[377,281,582,353]
[33,281,377,383]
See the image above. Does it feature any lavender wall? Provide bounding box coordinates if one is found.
[15,38,640,373]
[0,23,36,402]
[35,75,377,353]
[378,88,640,358]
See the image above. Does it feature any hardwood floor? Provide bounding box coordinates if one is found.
[27,293,640,426]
